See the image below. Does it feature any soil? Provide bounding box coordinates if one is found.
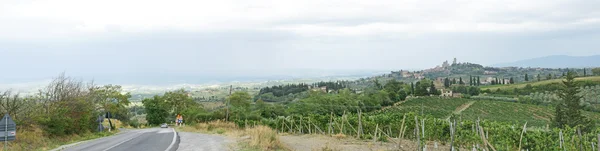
[280,134,455,151]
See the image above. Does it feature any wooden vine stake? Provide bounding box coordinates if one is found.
[559,130,564,150]
[478,125,496,151]
[329,112,333,135]
[399,113,406,139]
[415,116,421,151]
[341,111,346,135]
[449,119,455,151]
[357,109,363,139]
[578,127,583,151]
[518,122,527,151]
[373,124,379,142]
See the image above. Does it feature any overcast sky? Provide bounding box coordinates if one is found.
[1,0,600,84]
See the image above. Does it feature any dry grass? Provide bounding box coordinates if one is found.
[332,133,346,140]
[177,121,288,151]
[0,125,115,151]
[246,126,285,150]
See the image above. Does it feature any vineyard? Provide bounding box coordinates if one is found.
[377,97,472,118]
[460,100,555,127]
[480,76,600,91]
[241,111,600,151]
[224,97,600,150]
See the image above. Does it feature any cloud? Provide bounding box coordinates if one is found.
[2,0,600,39]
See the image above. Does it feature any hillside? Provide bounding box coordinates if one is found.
[480,76,600,91]
[360,59,583,89]
[493,55,600,68]
[381,97,600,127]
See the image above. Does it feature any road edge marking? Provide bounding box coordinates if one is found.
[165,128,178,151]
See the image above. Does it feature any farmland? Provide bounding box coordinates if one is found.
[480,76,600,91]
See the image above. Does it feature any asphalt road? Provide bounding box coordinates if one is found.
[54,128,178,151]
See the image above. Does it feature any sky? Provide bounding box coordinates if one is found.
[1,0,600,84]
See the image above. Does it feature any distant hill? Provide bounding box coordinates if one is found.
[492,55,600,68]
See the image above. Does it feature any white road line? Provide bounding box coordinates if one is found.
[165,128,178,151]
[101,131,146,151]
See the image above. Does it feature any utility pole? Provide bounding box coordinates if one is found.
[225,85,232,121]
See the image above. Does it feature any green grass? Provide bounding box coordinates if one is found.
[480,76,600,91]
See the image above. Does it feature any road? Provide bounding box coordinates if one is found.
[54,128,178,151]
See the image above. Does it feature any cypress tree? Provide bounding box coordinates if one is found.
[537,74,541,81]
[459,77,464,85]
[554,71,591,129]
[469,75,473,86]
[583,68,587,77]
[477,76,481,86]
[411,82,415,96]
[525,74,529,81]
[502,79,506,85]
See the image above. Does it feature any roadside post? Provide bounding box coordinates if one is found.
[0,114,16,151]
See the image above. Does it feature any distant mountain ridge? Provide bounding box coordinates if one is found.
[492,55,600,68]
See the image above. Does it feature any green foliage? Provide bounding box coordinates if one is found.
[143,89,204,125]
[143,95,169,125]
[593,68,600,76]
[554,71,594,131]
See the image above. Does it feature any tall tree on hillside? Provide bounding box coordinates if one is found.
[495,78,499,85]
[583,68,587,77]
[537,74,541,81]
[502,79,506,85]
[562,72,566,77]
[547,73,552,80]
[525,74,529,81]
[452,78,457,84]
[430,82,440,95]
[509,77,514,84]
[477,76,481,86]
[444,77,450,88]
[554,71,593,130]
[459,77,464,85]
[410,82,415,96]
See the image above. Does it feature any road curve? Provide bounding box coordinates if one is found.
[54,128,178,151]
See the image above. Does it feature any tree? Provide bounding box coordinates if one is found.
[537,74,541,81]
[502,79,505,85]
[444,77,450,88]
[592,68,600,76]
[509,77,514,84]
[374,79,382,90]
[143,95,169,125]
[89,85,131,128]
[430,83,440,95]
[546,73,552,80]
[469,75,473,86]
[583,68,586,77]
[477,76,481,86]
[414,79,432,96]
[410,82,415,96]
[459,77,464,85]
[525,74,529,81]
[452,78,457,85]
[554,71,593,130]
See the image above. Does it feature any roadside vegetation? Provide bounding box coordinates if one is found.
[0,73,131,150]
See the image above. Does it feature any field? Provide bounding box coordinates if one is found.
[379,97,471,118]
[480,76,600,91]
[381,97,600,127]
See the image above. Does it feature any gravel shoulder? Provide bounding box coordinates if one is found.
[177,132,235,151]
